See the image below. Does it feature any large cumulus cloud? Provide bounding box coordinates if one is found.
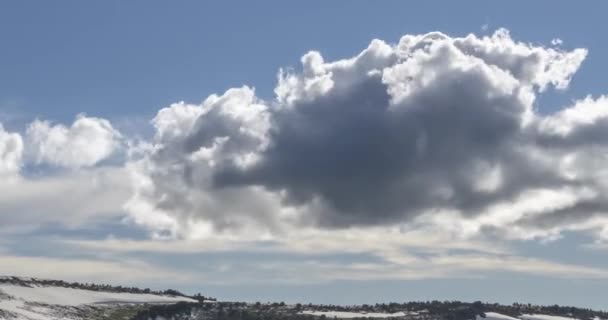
[126,29,608,241]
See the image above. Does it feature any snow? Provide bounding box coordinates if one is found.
[479,312,521,320]
[479,313,582,320]
[0,283,197,319]
[300,311,408,318]
[521,315,579,320]
[0,299,51,320]
[303,311,535,320]
[0,284,196,306]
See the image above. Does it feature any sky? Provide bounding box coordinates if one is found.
[2,1,608,310]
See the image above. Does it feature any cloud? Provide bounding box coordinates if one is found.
[64,230,608,285]
[124,29,608,243]
[26,114,121,168]
[0,254,195,286]
[3,28,608,290]
[2,28,605,251]
[0,123,23,178]
[124,88,289,239]
[0,167,131,231]
[0,117,128,232]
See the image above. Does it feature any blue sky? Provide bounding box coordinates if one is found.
[2,1,608,310]
[2,1,608,123]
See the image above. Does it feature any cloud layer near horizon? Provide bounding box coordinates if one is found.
[3,29,608,247]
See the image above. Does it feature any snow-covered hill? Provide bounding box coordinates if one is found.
[0,276,196,320]
[300,311,412,318]
[298,311,598,320]
[479,312,583,320]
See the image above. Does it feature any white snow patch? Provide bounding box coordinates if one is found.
[300,311,408,318]
[479,312,521,320]
[521,315,580,320]
[0,283,197,319]
[0,284,195,306]
[478,313,583,320]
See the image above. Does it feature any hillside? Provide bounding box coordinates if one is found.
[0,276,197,320]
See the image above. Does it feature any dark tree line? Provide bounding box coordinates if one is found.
[128,300,607,320]
[289,300,606,320]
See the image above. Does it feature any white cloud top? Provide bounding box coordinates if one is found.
[26,114,121,168]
